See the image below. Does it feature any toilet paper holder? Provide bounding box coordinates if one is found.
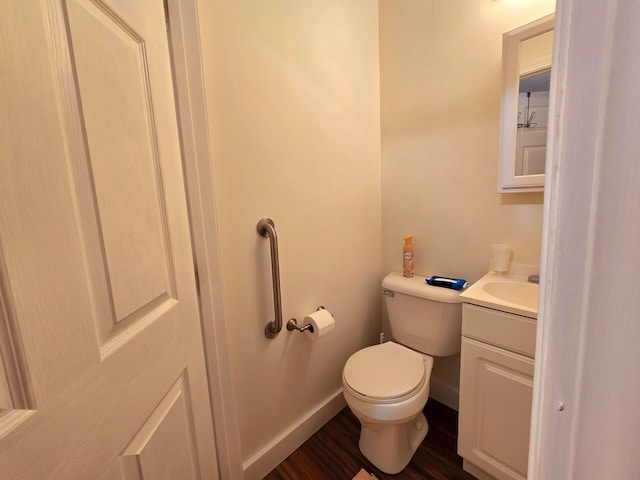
[287,306,325,334]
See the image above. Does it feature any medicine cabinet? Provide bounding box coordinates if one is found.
[498,14,554,193]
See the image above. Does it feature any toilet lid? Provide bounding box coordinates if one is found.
[343,342,427,400]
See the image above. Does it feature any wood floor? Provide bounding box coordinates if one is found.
[264,399,477,479]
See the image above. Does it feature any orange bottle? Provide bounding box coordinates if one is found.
[403,235,415,277]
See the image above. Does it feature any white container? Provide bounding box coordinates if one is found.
[491,243,512,273]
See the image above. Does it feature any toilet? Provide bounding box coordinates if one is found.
[342,272,463,474]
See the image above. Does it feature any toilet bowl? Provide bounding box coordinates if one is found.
[343,341,434,474]
[342,272,463,474]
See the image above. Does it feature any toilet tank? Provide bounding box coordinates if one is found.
[382,272,463,357]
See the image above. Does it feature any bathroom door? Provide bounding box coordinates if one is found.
[0,1,218,478]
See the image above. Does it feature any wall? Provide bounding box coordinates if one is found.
[378,0,556,408]
[196,1,382,476]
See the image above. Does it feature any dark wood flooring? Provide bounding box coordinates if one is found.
[264,399,477,479]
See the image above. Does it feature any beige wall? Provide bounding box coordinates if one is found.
[197,0,382,470]
[379,0,555,405]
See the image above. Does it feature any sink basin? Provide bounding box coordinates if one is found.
[459,267,539,318]
[481,281,539,310]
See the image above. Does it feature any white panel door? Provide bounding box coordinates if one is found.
[0,0,218,478]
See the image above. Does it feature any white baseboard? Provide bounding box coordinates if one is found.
[242,388,347,480]
[429,375,459,411]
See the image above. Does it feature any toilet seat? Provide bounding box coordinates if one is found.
[343,342,432,404]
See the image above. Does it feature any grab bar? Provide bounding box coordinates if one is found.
[257,217,282,338]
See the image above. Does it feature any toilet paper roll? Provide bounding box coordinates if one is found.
[304,308,335,340]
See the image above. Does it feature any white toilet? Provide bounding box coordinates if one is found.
[342,272,463,474]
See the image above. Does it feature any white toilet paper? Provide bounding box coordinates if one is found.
[304,308,335,340]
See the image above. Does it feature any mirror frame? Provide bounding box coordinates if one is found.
[498,14,555,193]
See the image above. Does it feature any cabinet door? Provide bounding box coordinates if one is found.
[458,337,534,480]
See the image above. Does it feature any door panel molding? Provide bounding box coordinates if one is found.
[66,0,177,327]
[0,263,32,410]
[120,371,199,480]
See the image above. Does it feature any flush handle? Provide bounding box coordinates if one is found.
[382,289,395,297]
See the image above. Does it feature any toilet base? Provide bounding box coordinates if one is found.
[358,412,429,474]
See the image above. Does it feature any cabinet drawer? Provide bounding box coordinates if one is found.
[462,303,536,358]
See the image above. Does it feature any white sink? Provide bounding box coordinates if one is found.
[460,266,539,318]
[481,281,538,310]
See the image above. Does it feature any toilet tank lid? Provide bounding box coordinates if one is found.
[382,272,462,304]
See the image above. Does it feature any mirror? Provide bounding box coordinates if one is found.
[498,14,554,193]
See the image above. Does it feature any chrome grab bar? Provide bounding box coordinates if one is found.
[257,217,282,338]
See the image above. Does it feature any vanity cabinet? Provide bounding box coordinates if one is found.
[458,303,536,480]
